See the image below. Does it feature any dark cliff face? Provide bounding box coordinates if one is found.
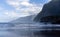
[52,0,60,1]
[34,0,60,24]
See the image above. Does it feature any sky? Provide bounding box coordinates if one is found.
[0,0,51,22]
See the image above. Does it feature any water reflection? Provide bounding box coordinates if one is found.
[0,23,60,37]
[0,23,40,37]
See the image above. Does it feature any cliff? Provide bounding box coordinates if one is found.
[34,0,60,24]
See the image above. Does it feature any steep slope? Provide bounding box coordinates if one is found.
[34,0,60,24]
[10,15,36,23]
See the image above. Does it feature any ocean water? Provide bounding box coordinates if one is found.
[0,23,60,37]
[0,23,43,37]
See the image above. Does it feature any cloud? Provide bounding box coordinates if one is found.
[6,0,30,9]
[6,0,43,15]
[0,0,51,22]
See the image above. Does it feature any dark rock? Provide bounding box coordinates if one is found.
[34,0,60,24]
[34,0,60,37]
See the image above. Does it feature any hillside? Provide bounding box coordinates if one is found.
[34,0,60,24]
[10,15,36,24]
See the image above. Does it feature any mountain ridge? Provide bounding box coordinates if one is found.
[10,15,36,23]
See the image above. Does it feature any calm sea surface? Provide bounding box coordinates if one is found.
[0,23,60,37]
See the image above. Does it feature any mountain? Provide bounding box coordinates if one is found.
[10,15,36,24]
[34,0,60,24]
